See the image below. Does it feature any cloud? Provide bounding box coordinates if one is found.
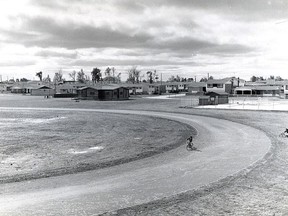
[68,58,203,68]
[1,16,152,49]
[0,60,36,67]
[35,50,78,58]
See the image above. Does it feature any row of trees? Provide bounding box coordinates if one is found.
[250,75,284,82]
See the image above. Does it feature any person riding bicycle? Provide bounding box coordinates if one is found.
[284,128,288,137]
[187,136,194,149]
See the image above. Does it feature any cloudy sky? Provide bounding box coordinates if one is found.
[1,0,288,81]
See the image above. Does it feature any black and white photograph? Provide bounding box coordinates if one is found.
[0,0,288,215]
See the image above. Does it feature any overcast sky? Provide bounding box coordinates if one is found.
[1,0,288,81]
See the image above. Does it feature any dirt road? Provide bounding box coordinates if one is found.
[0,108,271,215]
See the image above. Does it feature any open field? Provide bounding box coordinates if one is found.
[0,97,192,182]
[1,94,288,215]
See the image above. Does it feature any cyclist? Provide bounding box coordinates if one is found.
[187,136,194,149]
[285,128,288,137]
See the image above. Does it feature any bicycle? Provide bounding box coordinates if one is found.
[279,132,288,138]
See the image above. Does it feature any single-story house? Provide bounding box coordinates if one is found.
[77,86,98,100]
[77,85,129,100]
[199,92,229,105]
[283,81,288,99]
[30,85,55,96]
[54,83,85,98]
[11,86,25,94]
[98,86,129,100]
[234,86,281,96]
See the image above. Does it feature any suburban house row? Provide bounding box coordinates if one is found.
[1,77,288,100]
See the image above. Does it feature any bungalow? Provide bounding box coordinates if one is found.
[11,86,25,94]
[77,85,129,100]
[30,85,55,96]
[0,83,12,93]
[77,86,98,100]
[284,81,288,99]
[98,86,129,100]
[199,92,229,105]
[234,85,281,97]
[54,83,85,98]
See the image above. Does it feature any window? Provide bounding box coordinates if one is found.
[286,85,288,90]
[217,84,223,88]
[90,92,95,95]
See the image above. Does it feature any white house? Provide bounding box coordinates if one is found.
[283,81,288,99]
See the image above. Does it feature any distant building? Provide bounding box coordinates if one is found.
[234,85,281,96]
[77,85,129,100]
[199,92,229,105]
[187,82,206,95]
[206,77,245,94]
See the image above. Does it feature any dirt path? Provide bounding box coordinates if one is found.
[0,109,271,216]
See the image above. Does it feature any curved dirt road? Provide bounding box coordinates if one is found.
[0,108,271,215]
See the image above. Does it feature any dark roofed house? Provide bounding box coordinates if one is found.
[30,85,55,96]
[77,85,129,100]
[199,92,229,105]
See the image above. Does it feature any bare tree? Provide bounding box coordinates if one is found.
[43,75,51,83]
[53,69,64,84]
[77,69,86,83]
[69,70,77,81]
[105,67,111,77]
[127,66,141,84]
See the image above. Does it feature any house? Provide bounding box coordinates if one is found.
[187,82,206,95]
[163,82,186,93]
[30,85,55,96]
[121,84,144,95]
[234,85,281,96]
[54,82,85,98]
[98,86,129,100]
[77,86,98,100]
[142,83,163,94]
[0,83,12,93]
[206,77,245,94]
[283,81,288,99]
[77,85,129,100]
[199,92,229,105]
[11,86,25,94]
[206,78,233,94]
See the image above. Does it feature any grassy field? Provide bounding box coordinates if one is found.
[1,94,288,215]
[0,94,192,182]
